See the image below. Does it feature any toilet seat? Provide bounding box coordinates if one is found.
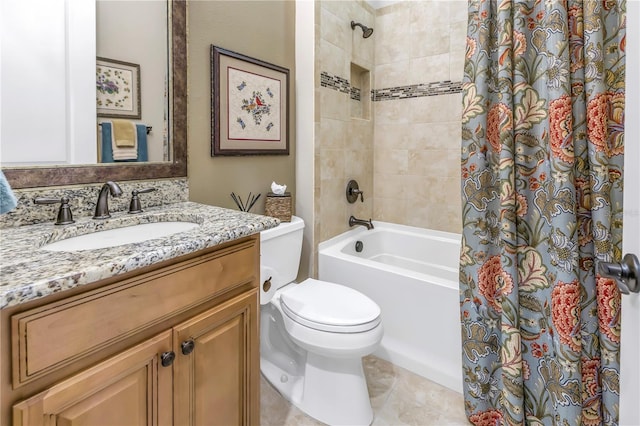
[280,278,381,333]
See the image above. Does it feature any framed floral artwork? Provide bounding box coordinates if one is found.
[96,57,141,119]
[211,46,289,156]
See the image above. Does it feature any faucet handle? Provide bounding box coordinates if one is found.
[346,180,364,203]
[34,197,75,225]
[128,188,156,214]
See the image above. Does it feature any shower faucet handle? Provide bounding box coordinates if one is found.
[346,180,364,203]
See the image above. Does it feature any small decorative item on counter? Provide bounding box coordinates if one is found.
[230,192,261,212]
[270,181,287,195]
[265,188,292,222]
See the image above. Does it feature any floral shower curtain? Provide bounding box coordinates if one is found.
[459,0,625,425]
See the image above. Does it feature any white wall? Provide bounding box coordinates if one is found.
[0,0,96,165]
[0,0,168,166]
[295,0,315,279]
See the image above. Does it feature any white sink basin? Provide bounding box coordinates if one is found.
[42,221,200,251]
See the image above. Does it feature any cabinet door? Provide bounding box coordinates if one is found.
[173,290,259,426]
[13,331,173,426]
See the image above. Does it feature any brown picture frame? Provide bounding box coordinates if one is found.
[211,46,289,156]
[96,57,142,119]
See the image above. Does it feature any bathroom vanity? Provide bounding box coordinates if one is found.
[0,202,278,425]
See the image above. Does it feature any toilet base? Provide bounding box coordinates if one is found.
[299,352,373,425]
[262,352,373,426]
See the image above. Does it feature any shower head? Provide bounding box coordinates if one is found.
[351,21,374,38]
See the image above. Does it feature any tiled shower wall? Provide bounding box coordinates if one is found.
[315,1,375,245]
[315,0,467,259]
[373,1,466,233]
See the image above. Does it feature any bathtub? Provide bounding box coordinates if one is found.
[318,222,463,393]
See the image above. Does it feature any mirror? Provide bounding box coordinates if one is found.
[3,1,186,189]
[96,1,169,163]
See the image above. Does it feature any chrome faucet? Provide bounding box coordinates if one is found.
[349,215,374,230]
[93,181,123,219]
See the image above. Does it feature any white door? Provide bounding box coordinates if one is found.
[620,3,640,424]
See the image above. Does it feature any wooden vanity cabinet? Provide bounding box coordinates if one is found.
[1,235,260,426]
[173,291,258,425]
[13,331,174,426]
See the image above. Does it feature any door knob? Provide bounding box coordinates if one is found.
[181,339,195,355]
[599,253,639,294]
[160,351,176,367]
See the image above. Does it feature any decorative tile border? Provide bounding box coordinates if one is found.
[350,87,361,101]
[373,81,462,101]
[320,72,350,94]
[320,71,462,102]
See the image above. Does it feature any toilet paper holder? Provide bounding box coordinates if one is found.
[263,276,272,292]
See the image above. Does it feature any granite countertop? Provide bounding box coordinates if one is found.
[0,202,279,310]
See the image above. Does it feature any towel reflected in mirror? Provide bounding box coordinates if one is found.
[99,121,148,163]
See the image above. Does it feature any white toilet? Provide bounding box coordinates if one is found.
[260,216,383,426]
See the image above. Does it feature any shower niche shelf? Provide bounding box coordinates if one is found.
[350,63,370,120]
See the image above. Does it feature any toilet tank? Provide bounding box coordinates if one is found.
[260,216,305,291]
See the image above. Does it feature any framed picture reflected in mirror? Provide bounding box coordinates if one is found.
[97,57,141,119]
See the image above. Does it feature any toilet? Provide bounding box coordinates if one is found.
[260,216,383,426]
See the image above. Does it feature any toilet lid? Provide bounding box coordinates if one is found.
[280,278,381,333]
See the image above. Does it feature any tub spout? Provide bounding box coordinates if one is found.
[349,215,374,230]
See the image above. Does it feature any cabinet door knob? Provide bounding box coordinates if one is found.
[181,339,195,355]
[160,351,176,367]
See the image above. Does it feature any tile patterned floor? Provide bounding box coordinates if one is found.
[260,355,469,425]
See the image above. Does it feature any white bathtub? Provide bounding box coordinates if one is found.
[318,222,463,393]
